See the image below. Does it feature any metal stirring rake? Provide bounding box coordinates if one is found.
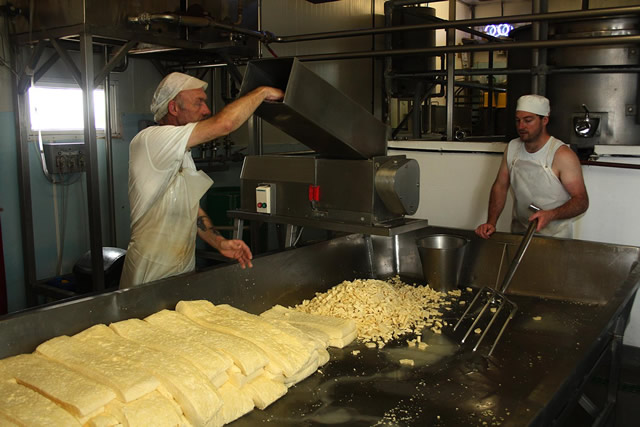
[454,204,540,357]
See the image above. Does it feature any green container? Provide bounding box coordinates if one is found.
[205,186,241,239]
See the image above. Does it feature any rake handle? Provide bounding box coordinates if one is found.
[498,204,540,293]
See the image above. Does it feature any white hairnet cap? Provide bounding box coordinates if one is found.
[516,94,550,117]
[150,72,208,122]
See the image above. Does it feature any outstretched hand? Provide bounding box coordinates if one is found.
[218,239,253,269]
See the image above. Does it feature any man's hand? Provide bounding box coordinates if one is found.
[475,223,496,239]
[529,209,556,232]
[217,239,253,269]
[262,86,285,102]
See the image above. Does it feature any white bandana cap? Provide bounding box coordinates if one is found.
[150,72,208,122]
[516,94,550,117]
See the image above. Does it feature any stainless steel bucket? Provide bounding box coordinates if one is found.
[417,234,468,292]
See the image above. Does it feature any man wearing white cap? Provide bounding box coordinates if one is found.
[475,94,589,239]
[120,72,284,288]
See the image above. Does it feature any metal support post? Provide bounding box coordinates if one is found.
[446,0,456,141]
[11,45,37,306]
[103,47,116,247]
[79,31,105,291]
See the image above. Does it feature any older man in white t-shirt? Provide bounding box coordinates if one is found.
[120,73,284,288]
[475,94,589,239]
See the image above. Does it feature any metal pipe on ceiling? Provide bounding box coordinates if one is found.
[294,34,640,62]
[267,5,640,43]
[390,65,640,77]
[128,13,268,42]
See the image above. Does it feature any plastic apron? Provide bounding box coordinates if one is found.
[508,137,573,238]
[120,149,212,289]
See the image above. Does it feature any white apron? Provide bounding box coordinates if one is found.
[506,136,573,238]
[120,124,213,288]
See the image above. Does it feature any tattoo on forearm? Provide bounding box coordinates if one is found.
[197,215,223,236]
[197,216,207,232]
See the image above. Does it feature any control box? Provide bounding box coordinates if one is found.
[43,142,86,174]
[256,184,275,214]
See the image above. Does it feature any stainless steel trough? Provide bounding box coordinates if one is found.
[0,227,638,426]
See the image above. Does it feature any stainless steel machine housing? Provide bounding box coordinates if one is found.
[236,58,420,228]
[241,155,419,225]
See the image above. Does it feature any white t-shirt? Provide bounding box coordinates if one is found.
[120,123,213,288]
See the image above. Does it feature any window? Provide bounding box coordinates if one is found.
[28,83,120,140]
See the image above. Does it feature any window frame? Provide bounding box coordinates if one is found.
[27,79,122,142]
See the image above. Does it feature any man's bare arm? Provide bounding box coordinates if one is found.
[187,86,284,148]
[196,207,253,268]
[476,150,510,239]
[530,146,589,230]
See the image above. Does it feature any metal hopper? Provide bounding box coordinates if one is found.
[238,58,386,160]
[232,58,424,237]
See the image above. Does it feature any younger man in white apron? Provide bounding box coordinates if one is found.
[475,95,589,239]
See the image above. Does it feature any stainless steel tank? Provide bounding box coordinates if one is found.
[388,5,437,98]
[507,17,640,151]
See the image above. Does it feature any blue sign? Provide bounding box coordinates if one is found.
[484,24,514,37]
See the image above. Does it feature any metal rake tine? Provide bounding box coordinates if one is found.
[488,300,518,357]
[472,297,506,352]
[453,287,486,331]
[461,290,495,344]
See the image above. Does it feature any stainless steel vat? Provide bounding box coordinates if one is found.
[0,227,638,425]
[507,17,640,148]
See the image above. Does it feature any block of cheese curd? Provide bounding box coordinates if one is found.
[84,412,121,427]
[74,324,222,427]
[0,413,20,426]
[0,379,81,426]
[0,353,116,419]
[241,374,288,410]
[109,318,232,388]
[261,304,357,348]
[145,309,269,379]
[176,301,315,379]
[100,390,188,427]
[210,382,255,425]
[36,335,159,403]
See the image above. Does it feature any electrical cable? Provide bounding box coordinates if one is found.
[262,42,278,58]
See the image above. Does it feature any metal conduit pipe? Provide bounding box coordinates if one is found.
[268,5,640,43]
[295,34,640,62]
[390,65,640,78]
[581,160,640,170]
[128,6,640,47]
[128,13,269,41]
